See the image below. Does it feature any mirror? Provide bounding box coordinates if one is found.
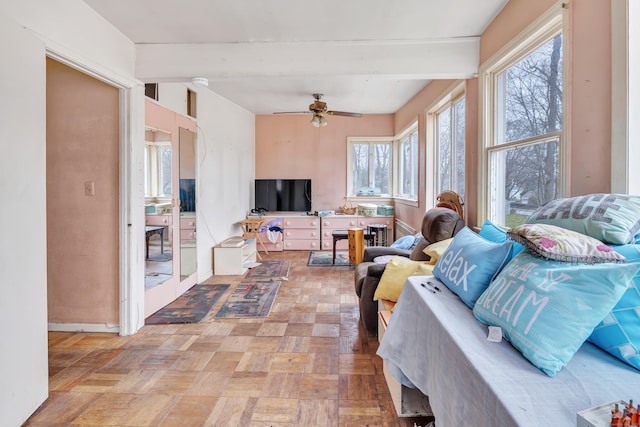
[144,127,174,289]
[179,127,197,279]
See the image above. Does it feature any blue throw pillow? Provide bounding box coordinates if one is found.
[433,227,512,308]
[390,235,417,250]
[589,243,640,371]
[527,194,640,245]
[473,251,640,377]
[478,220,526,262]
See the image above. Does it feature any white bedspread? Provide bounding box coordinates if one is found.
[377,276,640,427]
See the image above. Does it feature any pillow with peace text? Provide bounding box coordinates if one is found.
[527,194,640,245]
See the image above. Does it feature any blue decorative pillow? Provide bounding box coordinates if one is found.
[473,251,640,377]
[433,227,512,308]
[478,220,526,262]
[390,235,417,250]
[527,194,640,245]
[589,243,640,371]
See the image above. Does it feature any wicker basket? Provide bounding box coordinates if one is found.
[341,199,357,215]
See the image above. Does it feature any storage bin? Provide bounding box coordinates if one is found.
[377,205,394,216]
[358,204,378,216]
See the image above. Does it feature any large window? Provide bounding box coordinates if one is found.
[480,8,565,227]
[436,95,465,199]
[347,138,392,196]
[396,126,418,200]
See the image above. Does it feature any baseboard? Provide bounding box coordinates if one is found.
[48,323,120,333]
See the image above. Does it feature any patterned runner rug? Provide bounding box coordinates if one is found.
[245,260,291,280]
[145,283,230,324]
[307,250,351,266]
[215,280,281,318]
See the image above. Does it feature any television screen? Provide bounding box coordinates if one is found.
[255,179,312,212]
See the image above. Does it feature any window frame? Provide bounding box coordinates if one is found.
[478,3,568,226]
[425,82,466,209]
[394,123,419,202]
[346,136,394,199]
[144,140,173,198]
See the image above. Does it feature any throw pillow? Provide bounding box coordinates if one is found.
[478,220,526,262]
[473,251,640,377]
[527,194,640,245]
[390,235,418,250]
[508,223,627,264]
[422,238,454,265]
[433,227,512,308]
[412,263,436,276]
[589,243,640,371]
[374,256,421,302]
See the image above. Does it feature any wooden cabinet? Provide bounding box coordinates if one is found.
[320,216,358,250]
[146,214,173,243]
[180,216,196,241]
[214,239,256,275]
[283,217,320,250]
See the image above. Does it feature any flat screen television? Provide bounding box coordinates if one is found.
[255,179,312,212]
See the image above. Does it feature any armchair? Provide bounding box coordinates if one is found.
[354,207,465,335]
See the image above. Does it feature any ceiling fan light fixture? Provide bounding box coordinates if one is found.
[310,114,321,127]
[319,115,328,127]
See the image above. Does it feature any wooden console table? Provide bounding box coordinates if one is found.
[145,226,165,259]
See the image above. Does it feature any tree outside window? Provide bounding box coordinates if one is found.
[436,95,465,200]
[349,140,392,196]
[487,32,563,226]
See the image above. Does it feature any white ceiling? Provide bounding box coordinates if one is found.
[84,0,508,115]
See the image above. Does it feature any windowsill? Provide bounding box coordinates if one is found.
[393,197,419,208]
[346,195,393,204]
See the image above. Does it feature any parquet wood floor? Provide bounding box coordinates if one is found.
[25,251,434,426]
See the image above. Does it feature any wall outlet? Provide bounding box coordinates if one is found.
[84,181,95,196]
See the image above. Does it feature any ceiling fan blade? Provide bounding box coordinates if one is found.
[272,111,312,115]
[326,110,363,118]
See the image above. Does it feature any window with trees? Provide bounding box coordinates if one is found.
[436,95,465,199]
[347,138,392,196]
[396,126,418,200]
[480,10,564,227]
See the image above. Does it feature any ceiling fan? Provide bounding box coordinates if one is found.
[273,93,363,127]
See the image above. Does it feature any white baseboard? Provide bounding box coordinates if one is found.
[48,323,120,334]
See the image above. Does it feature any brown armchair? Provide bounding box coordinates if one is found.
[353,207,465,335]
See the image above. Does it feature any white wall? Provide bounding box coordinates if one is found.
[0,14,49,427]
[194,89,256,280]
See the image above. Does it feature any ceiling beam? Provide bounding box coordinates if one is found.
[135,38,480,82]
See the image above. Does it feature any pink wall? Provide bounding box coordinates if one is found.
[255,114,393,212]
[256,0,616,231]
[46,58,120,324]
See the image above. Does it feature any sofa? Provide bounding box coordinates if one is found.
[377,194,640,426]
[354,207,464,335]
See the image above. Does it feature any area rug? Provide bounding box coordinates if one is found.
[145,283,230,324]
[147,252,173,262]
[215,280,281,318]
[307,250,351,266]
[245,260,290,280]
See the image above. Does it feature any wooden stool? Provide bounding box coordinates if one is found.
[238,218,268,260]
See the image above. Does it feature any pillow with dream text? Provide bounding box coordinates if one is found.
[527,194,640,245]
[478,220,526,262]
[508,223,627,264]
[433,227,512,308]
[589,243,640,371]
[473,251,640,377]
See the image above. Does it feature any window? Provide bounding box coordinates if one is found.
[144,142,172,197]
[435,95,465,200]
[347,138,392,196]
[480,7,565,227]
[396,126,419,200]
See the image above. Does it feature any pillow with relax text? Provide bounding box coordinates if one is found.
[527,194,640,245]
[433,227,512,308]
[589,243,640,371]
[473,251,640,377]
